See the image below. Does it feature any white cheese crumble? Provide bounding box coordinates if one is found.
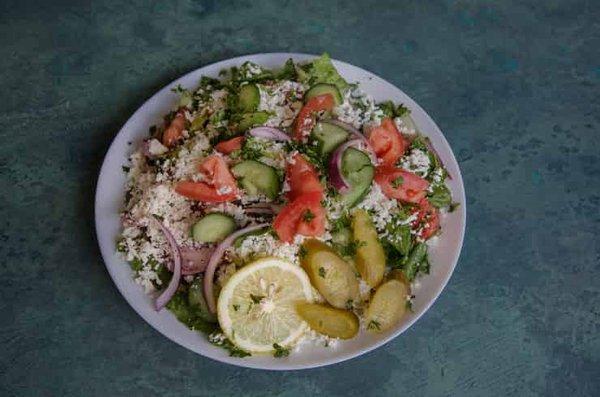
[235,233,299,264]
[357,184,399,231]
[399,148,431,177]
[394,116,417,136]
[207,202,249,225]
[258,81,305,127]
[135,263,163,293]
[333,86,384,129]
[148,139,168,156]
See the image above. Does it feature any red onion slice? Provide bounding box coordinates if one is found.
[203,223,269,313]
[153,218,182,311]
[328,139,363,193]
[166,246,214,275]
[248,127,291,142]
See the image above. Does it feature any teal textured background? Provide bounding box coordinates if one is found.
[1,0,599,395]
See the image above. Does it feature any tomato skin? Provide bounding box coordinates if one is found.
[374,167,429,204]
[175,155,238,202]
[293,94,335,140]
[368,118,408,166]
[215,136,244,154]
[198,155,238,189]
[286,153,324,200]
[175,181,236,202]
[162,110,187,147]
[412,198,440,240]
[273,192,326,243]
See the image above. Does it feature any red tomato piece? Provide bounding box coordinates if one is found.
[293,94,335,141]
[368,118,408,166]
[175,181,236,203]
[162,110,187,147]
[175,155,238,202]
[286,153,324,200]
[273,192,326,243]
[374,167,429,204]
[412,198,440,240]
[215,136,244,155]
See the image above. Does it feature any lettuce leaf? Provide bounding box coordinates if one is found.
[299,53,348,90]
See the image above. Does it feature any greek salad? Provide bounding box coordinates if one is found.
[118,54,457,358]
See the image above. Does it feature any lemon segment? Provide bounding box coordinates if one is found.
[217,257,313,353]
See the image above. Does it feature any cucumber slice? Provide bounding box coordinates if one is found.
[340,148,374,207]
[312,121,349,156]
[237,112,269,132]
[238,84,260,112]
[192,213,236,243]
[305,83,342,105]
[231,160,280,199]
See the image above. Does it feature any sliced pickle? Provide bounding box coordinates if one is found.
[351,209,386,288]
[365,279,409,332]
[300,239,359,309]
[296,302,359,339]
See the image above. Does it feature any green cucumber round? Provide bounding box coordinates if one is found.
[231,160,280,199]
[340,148,374,207]
[312,121,349,156]
[305,83,343,105]
[191,213,236,243]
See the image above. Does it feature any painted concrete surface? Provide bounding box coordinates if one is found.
[0,1,598,396]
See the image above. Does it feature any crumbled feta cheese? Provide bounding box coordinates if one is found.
[333,86,384,128]
[394,116,416,135]
[358,279,372,300]
[207,203,248,225]
[293,329,340,352]
[135,263,162,293]
[236,233,299,264]
[258,81,305,127]
[148,139,168,156]
[357,184,399,231]
[399,149,431,177]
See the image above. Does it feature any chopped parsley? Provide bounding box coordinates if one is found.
[302,209,315,222]
[391,176,404,188]
[318,267,326,278]
[298,245,308,259]
[250,294,264,304]
[449,202,461,213]
[273,343,290,358]
[210,335,251,358]
[367,320,381,331]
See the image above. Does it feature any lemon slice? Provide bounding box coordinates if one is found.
[217,257,313,353]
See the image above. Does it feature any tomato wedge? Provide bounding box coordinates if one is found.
[368,118,408,166]
[374,167,429,204]
[215,136,244,155]
[273,192,326,243]
[162,110,187,147]
[175,181,236,203]
[286,153,324,200]
[412,198,440,240]
[293,94,335,141]
[175,155,238,202]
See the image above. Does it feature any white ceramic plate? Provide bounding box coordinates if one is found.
[95,53,466,370]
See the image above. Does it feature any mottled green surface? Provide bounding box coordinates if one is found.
[1,0,599,396]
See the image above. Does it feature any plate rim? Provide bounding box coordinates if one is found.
[94,52,467,370]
